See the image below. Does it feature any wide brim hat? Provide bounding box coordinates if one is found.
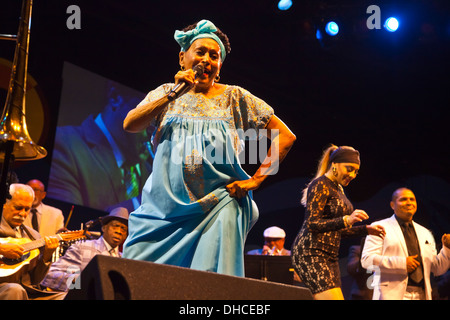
[101,207,129,226]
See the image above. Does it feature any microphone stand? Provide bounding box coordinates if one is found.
[84,217,102,239]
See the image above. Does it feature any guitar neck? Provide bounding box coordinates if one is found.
[21,234,62,253]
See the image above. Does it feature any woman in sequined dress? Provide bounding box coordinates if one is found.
[121,20,296,276]
[292,145,385,299]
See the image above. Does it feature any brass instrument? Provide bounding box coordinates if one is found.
[0,0,47,213]
[0,0,47,160]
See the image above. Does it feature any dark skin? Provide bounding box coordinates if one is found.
[101,219,128,248]
[123,37,296,199]
[262,237,285,255]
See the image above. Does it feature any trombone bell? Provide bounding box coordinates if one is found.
[0,0,46,161]
[0,105,47,160]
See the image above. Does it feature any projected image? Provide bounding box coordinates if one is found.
[47,62,154,212]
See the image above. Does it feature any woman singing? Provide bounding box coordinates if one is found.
[292,145,385,299]
[122,20,296,276]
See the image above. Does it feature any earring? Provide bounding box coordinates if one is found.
[180,66,185,71]
[215,74,220,82]
[332,167,338,177]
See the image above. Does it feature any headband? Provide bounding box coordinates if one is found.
[329,147,361,165]
[174,19,227,61]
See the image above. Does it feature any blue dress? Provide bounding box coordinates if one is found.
[123,84,274,276]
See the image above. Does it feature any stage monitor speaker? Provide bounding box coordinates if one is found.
[65,255,312,300]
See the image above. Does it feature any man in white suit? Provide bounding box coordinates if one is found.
[24,179,65,236]
[361,188,450,300]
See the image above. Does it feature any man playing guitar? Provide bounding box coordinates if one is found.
[0,183,62,299]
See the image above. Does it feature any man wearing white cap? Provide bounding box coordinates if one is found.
[40,207,129,295]
[248,226,291,256]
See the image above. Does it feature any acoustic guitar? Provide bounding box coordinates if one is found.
[0,230,86,283]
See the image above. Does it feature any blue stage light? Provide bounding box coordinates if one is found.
[316,29,323,40]
[384,17,399,32]
[325,21,339,36]
[278,0,292,11]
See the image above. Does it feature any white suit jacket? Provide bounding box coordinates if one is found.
[361,214,450,300]
[24,203,65,237]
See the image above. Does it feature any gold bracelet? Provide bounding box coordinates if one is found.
[343,215,352,228]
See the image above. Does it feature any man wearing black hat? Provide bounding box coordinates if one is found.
[40,207,128,295]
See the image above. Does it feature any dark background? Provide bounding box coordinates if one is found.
[1,0,449,293]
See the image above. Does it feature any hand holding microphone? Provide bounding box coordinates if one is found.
[123,64,204,133]
[168,64,205,101]
[262,245,272,255]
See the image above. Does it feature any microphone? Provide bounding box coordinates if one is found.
[85,217,102,230]
[167,64,204,101]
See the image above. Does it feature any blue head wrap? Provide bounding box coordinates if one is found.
[174,19,227,61]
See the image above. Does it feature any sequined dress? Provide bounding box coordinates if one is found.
[123,84,274,276]
[292,175,367,294]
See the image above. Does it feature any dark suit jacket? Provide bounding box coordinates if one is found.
[47,115,150,211]
[347,244,374,300]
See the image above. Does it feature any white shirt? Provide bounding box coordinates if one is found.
[23,202,64,236]
[102,237,119,257]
